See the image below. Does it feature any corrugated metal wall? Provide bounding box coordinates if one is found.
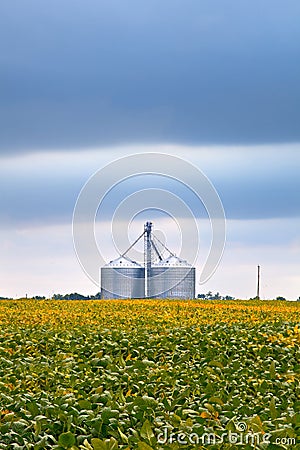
[101,267,145,299]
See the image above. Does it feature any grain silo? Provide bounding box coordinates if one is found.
[101,256,145,299]
[149,255,195,299]
[100,221,195,299]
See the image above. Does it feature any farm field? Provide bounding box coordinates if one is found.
[0,299,299,449]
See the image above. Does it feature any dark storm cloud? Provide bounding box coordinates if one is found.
[0,0,299,153]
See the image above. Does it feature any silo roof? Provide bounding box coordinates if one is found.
[104,255,143,268]
[154,255,192,267]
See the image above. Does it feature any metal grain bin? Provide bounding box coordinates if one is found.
[149,255,195,299]
[101,256,145,299]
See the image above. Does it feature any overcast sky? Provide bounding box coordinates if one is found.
[0,1,299,299]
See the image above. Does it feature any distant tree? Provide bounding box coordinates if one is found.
[33,295,46,300]
[64,293,88,300]
[52,292,100,300]
[197,291,235,300]
[197,291,214,299]
[276,296,286,301]
[51,291,103,300]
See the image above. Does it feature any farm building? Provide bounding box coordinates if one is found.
[100,222,195,299]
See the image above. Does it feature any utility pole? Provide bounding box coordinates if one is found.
[257,265,260,300]
[144,222,152,298]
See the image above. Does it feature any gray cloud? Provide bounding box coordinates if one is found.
[0,147,299,226]
[0,0,299,153]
